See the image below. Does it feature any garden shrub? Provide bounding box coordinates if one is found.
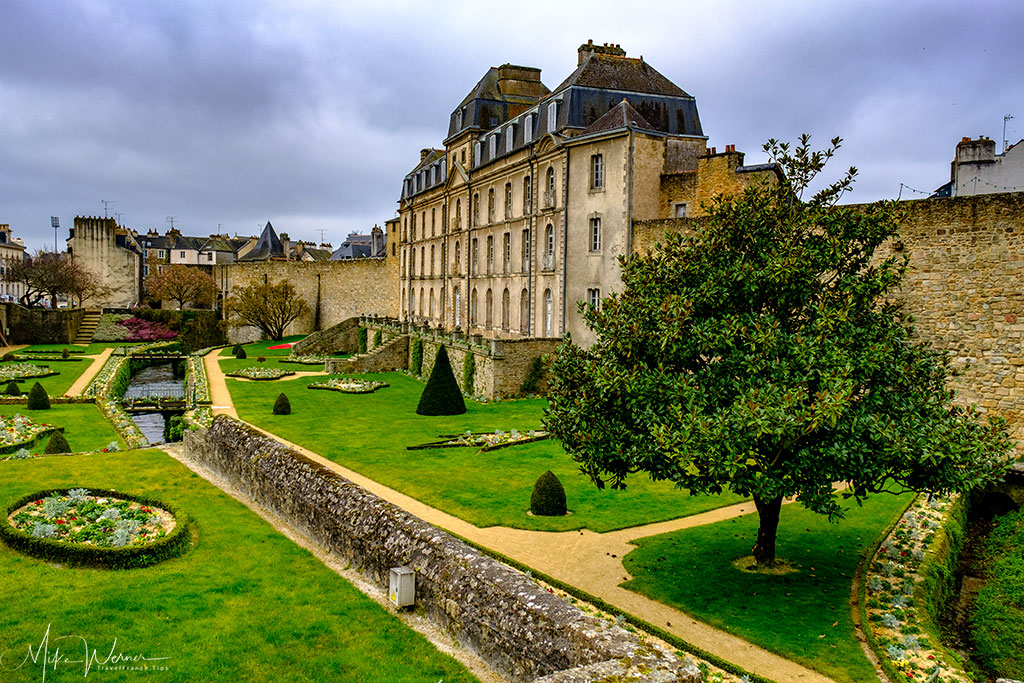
[232,344,243,356]
[235,347,247,359]
[373,330,382,348]
[61,348,70,359]
[530,470,567,516]
[257,356,266,364]
[273,393,291,415]
[165,416,185,442]
[411,338,423,376]
[519,356,546,395]
[0,488,193,569]
[4,381,21,396]
[358,327,368,354]
[462,352,476,396]
[44,431,71,455]
[27,382,50,410]
[134,308,226,350]
[91,314,131,341]
[416,346,466,416]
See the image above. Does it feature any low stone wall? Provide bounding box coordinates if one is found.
[183,417,700,682]
[292,317,361,355]
[325,334,409,374]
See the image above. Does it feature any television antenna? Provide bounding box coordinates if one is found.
[114,212,125,225]
[166,216,177,229]
[101,199,114,217]
[317,228,328,244]
[1004,114,1015,154]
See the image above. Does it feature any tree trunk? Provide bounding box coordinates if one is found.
[752,494,783,567]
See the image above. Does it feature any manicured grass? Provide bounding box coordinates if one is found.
[227,371,746,532]
[22,342,137,354]
[621,493,913,683]
[970,506,1024,680]
[0,450,478,682]
[0,403,125,453]
[218,335,308,357]
[1,357,95,396]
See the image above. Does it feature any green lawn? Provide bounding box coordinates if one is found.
[219,335,308,357]
[21,342,137,355]
[621,493,913,683]
[0,403,125,453]
[226,371,746,532]
[970,506,1024,679]
[0,450,478,682]
[1,357,95,397]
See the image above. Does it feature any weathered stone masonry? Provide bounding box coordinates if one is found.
[183,417,699,682]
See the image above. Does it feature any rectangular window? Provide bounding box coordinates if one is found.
[587,288,601,310]
[591,154,604,189]
[472,238,479,275]
[547,101,558,132]
[487,235,494,274]
[503,232,511,273]
[488,189,495,223]
[179,251,185,259]
[472,194,479,226]
[523,177,532,214]
[158,250,165,259]
[589,217,601,252]
[208,253,214,261]
[521,229,530,271]
[675,203,688,218]
[505,183,513,219]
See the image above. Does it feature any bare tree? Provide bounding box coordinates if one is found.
[145,264,219,310]
[225,280,310,340]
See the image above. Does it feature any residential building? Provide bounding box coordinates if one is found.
[0,224,28,302]
[396,41,774,344]
[940,136,1024,197]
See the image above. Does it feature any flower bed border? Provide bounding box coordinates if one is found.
[307,379,389,394]
[407,431,549,451]
[0,424,64,456]
[225,369,296,381]
[0,488,193,569]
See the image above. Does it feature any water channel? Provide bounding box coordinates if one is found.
[125,362,185,444]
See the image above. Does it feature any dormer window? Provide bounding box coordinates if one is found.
[455,109,464,130]
[488,134,498,159]
[505,124,515,153]
[547,101,558,132]
[523,113,534,143]
[474,142,482,167]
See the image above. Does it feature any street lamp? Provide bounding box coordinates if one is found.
[51,216,59,253]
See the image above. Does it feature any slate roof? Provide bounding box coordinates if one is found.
[551,52,690,98]
[330,233,373,260]
[583,99,657,135]
[239,221,285,261]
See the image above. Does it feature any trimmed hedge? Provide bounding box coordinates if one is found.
[273,393,291,415]
[4,381,21,396]
[411,338,423,376]
[357,326,368,354]
[373,329,382,348]
[27,382,50,410]
[530,470,567,516]
[44,431,71,455]
[0,488,193,569]
[462,351,476,395]
[416,345,465,416]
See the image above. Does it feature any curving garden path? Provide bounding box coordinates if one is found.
[65,347,115,395]
[198,348,835,683]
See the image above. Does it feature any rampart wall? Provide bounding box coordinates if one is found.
[182,417,699,682]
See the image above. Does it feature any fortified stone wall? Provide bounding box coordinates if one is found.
[218,257,398,343]
[68,217,141,308]
[183,417,699,683]
[636,192,1024,443]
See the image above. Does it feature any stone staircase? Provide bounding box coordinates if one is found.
[324,334,409,374]
[74,309,102,345]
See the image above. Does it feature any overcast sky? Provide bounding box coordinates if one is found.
[2,0,1021,252]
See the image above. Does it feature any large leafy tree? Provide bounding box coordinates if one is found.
[544,135,1014,567]
[226,279,310,341]
[145,264,218,309]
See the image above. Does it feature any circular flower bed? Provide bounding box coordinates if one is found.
[0,363,59,382]
[308,377,388,394]
[226,367,295,381]
[0,413,61,454]
[0,488,192,569]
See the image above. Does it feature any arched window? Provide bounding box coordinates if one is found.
[543,288,553,336]
[410,248,416,276]
[455,198,462,229]
[454,286,461,327]
[520,289,530,333]
[429,288,435,317]
[485,288,493,328]
[501,288,510,330]
[470,288,479,326]
[420,247,425,275]
[545,167,556,207]
[521,228,530,271]
[411,213,416,241]
[430,245,435,276]
[431,208,436,236]
[419,287,424,316]
[505,183,513,219]
[409,287,415,316]
[454,240,461,274]
[523,176,532,213]
[488,188,495,223]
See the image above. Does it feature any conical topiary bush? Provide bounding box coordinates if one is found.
[4,381,21,396]
[232,343,243,356]
[273,392,291,415]
[530,470,567,516]
[235,346,247,359]
[44,431,71,454]
[416,346,466,416]
[27,382,50,410]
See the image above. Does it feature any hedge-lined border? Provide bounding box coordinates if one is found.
[857,493,972,683]
[0,426,64,456]
[308,382,389,395]
[225,370,296,381]
[0,488,193,569]
[452,534,778,683]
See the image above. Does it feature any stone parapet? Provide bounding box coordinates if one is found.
[183,417,700,682]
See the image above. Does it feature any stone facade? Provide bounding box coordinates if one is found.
[183,417,700,682]
[0,224,27,303]
[217,258,398,343]
[67,217,142,308]
[2,305,84,344]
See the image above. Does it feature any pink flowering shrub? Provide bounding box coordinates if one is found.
[115,317,178,342]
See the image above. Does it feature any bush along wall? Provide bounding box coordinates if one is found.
[462,351,476,396]
[410,338,423,376]
[357,326,368,354]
